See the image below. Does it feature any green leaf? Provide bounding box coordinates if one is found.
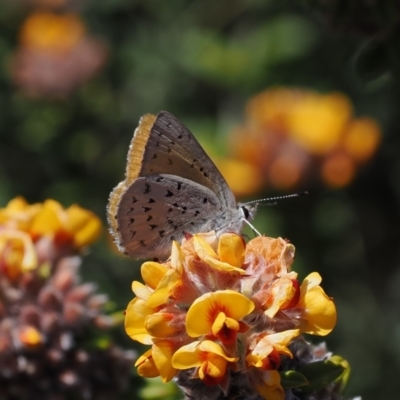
[280,370,309,389]
[297,360,345,393]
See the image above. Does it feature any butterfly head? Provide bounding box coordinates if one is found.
[239,203,257,223]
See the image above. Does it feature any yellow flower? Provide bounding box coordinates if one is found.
[172,340,238,385]
[246,329,300,369]
[287,92,352,155]
[146,241,184,308]
[255,370,284,400]
[297,272,337,336]
[193,233,246,274]
[186,290,254,343]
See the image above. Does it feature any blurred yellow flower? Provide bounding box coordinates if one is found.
[0,197,102,249]
[0,197,41,231]
[287,92,352,155]
[20,12,85,54]
[343,117,381,162]
[0,230,37,279]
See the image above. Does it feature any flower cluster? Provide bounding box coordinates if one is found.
[125,231,346,400]
[0,197,135,399]
[223,87,381,193]
[11,11,108,98]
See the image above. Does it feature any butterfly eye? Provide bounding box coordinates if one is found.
[240,205,250,220]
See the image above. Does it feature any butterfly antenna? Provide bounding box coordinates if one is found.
[242,218,261,236]
[244,191,308,206]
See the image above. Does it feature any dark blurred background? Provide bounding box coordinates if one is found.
[1,1,400,399]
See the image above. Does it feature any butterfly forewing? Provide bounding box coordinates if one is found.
[138,111,236,208]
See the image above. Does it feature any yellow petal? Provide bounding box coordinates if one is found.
[170,241,184,272]
[135,349,160,378]
[264,278,295,318]
[145,312,179,337]
[211,313,239,337]
[198,353,228,379]
[217,233,245,268]
[194,235,246,274]
[146,267,182,308]
[256,370,284,400]
[186,290,255,337]
[299,273,337,336]
[124,298,153,344]
[131,281,151,300]
[171,341,203,369]
[141,261,168,289]
[152,340,177,382]
[261,329,300,357]
[194,235,218,259]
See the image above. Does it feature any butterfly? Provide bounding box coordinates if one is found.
[107,111,257,259]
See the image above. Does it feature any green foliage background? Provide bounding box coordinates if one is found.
[1,1,400,399]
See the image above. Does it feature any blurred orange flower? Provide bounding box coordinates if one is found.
[230,87,382,191]
[11,11,108,98]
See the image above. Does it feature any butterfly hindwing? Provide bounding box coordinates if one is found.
[116,174,226,259]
